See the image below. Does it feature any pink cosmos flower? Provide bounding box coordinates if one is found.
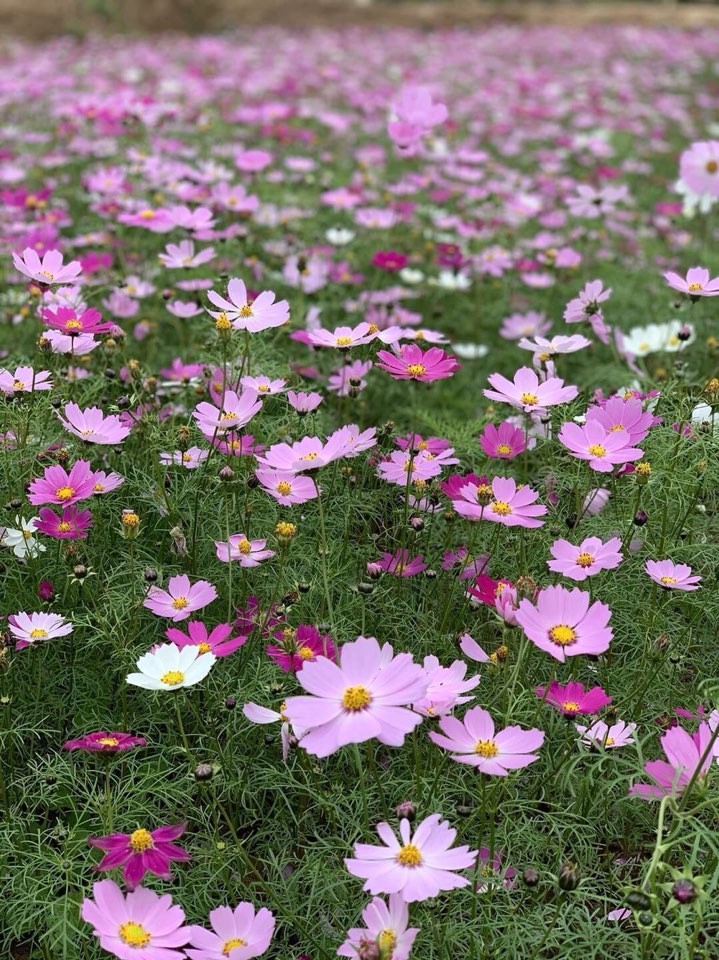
[35,505,93,539]
[337,894,419,960]
[240,376,286,396]
[376,450,443,487]
[664,266,719,297]
[0,365,52,395]
[57,403,132,445]
[257,436,334,471]
[42,306,113,336]
[186,902,275,960]
[287,390,323,414]
[328,359,372,396]
[192,390,262,437]
[576,719,636,749]
[645,559,701,591]
[64,731,147,753]
[307,322,373,349]
[165,621,246,658]
[371,250,408,272]
[44,330,100,355]
[283,635,427,758]
[563,279,611,324]
[547,536,623,581]
[160,447,209,469]
[429,707,543,774]
[213,433,263,458]
[375,344,459,382]
[558,422,642,472]
[388,85,448,153]
[518,334,591,366]
[158,240,215,269]
[90,471,125,495]
[9,611,73,649]
[515,584,613,662]
[586,396,656,445]
[479,421,526,460]
[28,460,96,506]
[500,311,551,340]
[143,574,217,622]
[266,623,335,673]
[679,140,719,197]
[630,722,719,800]
[214,535,275,567]
[243,701,296,759]
[81,879,191,959]
[475,848,517,893]
[452,476,547,528]
[413,655,480,717]
[207,278,289,332]
[13,247,82,284]
[484,367,578,413]
[466,576,519,625]
[344,814,476,902]
[255,469,318,506]
[89,824,190,889]
[373,549,427,577]
[535,680,612,717]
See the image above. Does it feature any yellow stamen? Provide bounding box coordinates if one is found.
[496,443,512,455]
[237,539,252,555]
[406,363,426,377]
[160,670,185,685]
[490,500,512,516]
[30,628,48,638]
[276,481,292,495]
[520,392,539,405]
[587,444,606,457]
[396,844,422,867]
[56,485,75,501]
[474,740,499,757]
[298,645,314,660]
[562,701,580,712]
[576,552,594,568]
[129,828,154,853]
[549,625,576,646]
[97,737,119,747]
[171,596,188,610]
[119,922,151,947]
[342,685,371,711]
[222,939,247,956]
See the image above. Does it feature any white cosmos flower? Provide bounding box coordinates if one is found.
[453,342,489,359]
[325,227,355,246]
[1,516,45,558]
[428,269,471,290]
[399,267,425,285]
[126,643,216,691]
[692,402,719,433]
[621,321,693,358]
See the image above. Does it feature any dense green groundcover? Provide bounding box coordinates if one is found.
[1,24,719,960]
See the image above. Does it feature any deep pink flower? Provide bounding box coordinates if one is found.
[475,848,517,893]
[186,902,275,960]
[558,421,642,472]
[376,343,459,382]
[645,559,701,591]
[534,680,612,717]
[429,707,543,774]
[214,535,275,567]
[35,504,93,539]
[547,536,623,581]
[266,623,336,673]
[57,403,132,445]
[630,722,719,800]
[371,250,408,271]
[373,549,427,577]
[479,421,526,460]
[64,731,147,753]
[28,460,96,506]
[89,824,190,889]
[283,635,428,758]
[143,575,217,622]
[344,814,477,902]
[165,621,246,658]
[81,879,191,959]
[484,366,578,413]
[42,305,113,336]
[664,266,719,297]
[515,584,613,662]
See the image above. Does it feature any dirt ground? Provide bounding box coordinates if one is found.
[2,0,719,38]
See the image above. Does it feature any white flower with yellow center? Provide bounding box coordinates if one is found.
[127,643,216,691]
[1,515,46,558]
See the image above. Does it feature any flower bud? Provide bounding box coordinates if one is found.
[671,878,697,904]
[633,510,649,527]
[120,509,141,540]
[626,890,652,912]
[395,801,416,822]
[144,567,158,583]
[275,521,297,546]
[38,579,55,600]
[558,862,580,891]
[73,564,87,580]
[225,697,237,710]
[219,466,234,482]
[522,868,540,887]
[194,763,214,781]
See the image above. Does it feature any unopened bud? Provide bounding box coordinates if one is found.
[558,862,580,891]
[672,878,697,904]
[522,868,540,887]
[194,763,214,781]
[395,801,416,822]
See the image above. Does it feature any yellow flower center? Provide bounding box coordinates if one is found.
[520,392,539,405]
[65,319,83,330]
[687,283,703,292]
[198,642,212,654]
[576,552,594,568]
[406,363,426,377]
[129,828,154,852]
[336,336,352,346]
[538,351,552,362]
[379,929,397,952]
[215,314,232,331]
[40,269,55,280]
[368,324,379,334]
[257,384,270,392]
[342,685,372,711]
[220,411,238,421]
[119,922,151,947]
[30,628,48,638]
[22,529,33,539]
[604,737,615,746]
[172,596,188,609]
[13,379,25,390]
[98,737,119,746]
[239,304,253,318]
[237,539,252,555]
[58,521,72,532]
[549,624,576,646]
[139,209,156,219]
[490,500,512,516]
[707,160,718,173]
[181,453,192,463]
[122,513,140,527]
[298,645,315,660]
[474,739,498,757]
[222,939,247,956]
[56,485,75,501]
[276,481,293,495]
[496,443,512,454]
[660,575,677,584]
[562,701,580,712]
[301,451,318,461]
[160,670,185,685]
[587,444,606,457]
[396,844,422,867]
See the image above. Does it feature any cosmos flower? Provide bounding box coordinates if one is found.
[35,505,93,539]
[143,575,217,621]
[337,895,419,960]
[214,535,275,567]
[255,469,318,505]
[484,366,578,413]
[207,278,289,332]
[57,403,132,445]
[0,365,53,395]
[586,396,656,445]
[630,722,719,800]
[283,635,427,758]
[535,680,612,717]
[13,247,82,284]
[558,421,642,472]
[479,421,526,460]
[1,516,46,558]
[64,732,147,753]
[41,306,113,336]
[679,140,719,198]
[576,719,636,750]
[663,266,719,297]
[372,549,427,577]
[452,476,547,528]
[645,559,701,591]
[287,390,323,414]
[9,611,73,649]
[28,460,96,506]
[388,84,448,153]
[240,376,287,395]
[375,343,459,382]
[266,624,335,673]
[186,902,276,960]
[413,655,480,717]
[429,707,543,774]
[89,824,190,889]
[515,584,613,662]
[547,536,623,581]
[344,814,477,902]
[192,390,262,437]
[159,447,209,469]
[307,322,373,349]
[158,240,216,269]
[127,643,216,691]
[165,621,246,658]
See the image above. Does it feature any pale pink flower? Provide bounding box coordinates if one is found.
[207,278,289,332]
[57,403,132,445]
[429,706,544,774]
[143,575,217,622]
[214,535,275,567]
[13,247,81,284]
[547,536,623,581]
[192,390,262,437]
[484,366,578,413]
[558,421,642,472]
[645,559,701,591]
[337,895,419,960]
[515,584,613,662]
[186,902,275,960]
[255,469,318,505]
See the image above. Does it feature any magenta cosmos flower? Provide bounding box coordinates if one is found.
[374,549,427,577]
[479,420,526,460]
[429,706,543,775]
[192,390,262,437]
[42,305,113,336]
[630,722,719,801]
[255,469,318,506]
[558,421,642,472]
[547,536,623,581]
[535,680,612,717]
[36,505,93,540]
[645,559,701,591]
[515,584,613,662]
[28,460,96,506]
[165,621,246,658]
[664,266,719,297]
[484,366,578,413]
[375,343,459,382]
[81,879,191,959]
[57,403,132,445]
[214,534,275,567]
[89,824,190,889]
[338,894,419,960]
[207,277,289,332]
[186,902,276,960]
[143,574,217,622]
[345,814,477,902]
[283,635,428,758]
[266,624,335,673]
[9,611,72,649]
[13,247,82,284]
[64,731,146,752]
[452,476,547,528]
